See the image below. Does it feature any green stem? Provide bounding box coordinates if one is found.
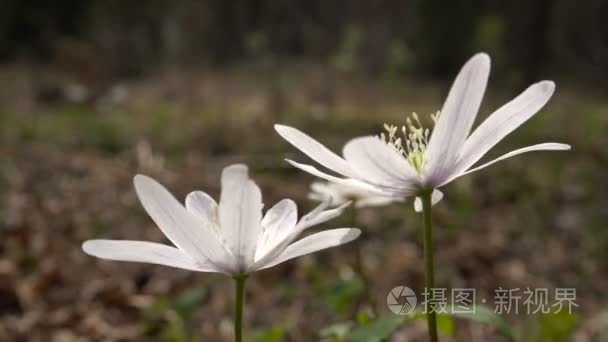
[233,274,248,342]
[421,190,438,342]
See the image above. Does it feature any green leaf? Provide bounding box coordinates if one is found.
[356,311,370,325]
[449,305,514,342]
[253,324,288,342]
[538,311,579,341]
[346,315,404,342]
[436,314,454,336]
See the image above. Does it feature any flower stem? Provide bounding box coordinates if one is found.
[421,190,438,342]
[233,274,248,342]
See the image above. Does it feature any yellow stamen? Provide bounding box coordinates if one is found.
[378,111,440,173]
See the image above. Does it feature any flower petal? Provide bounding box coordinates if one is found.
[295,200,351,231]
[275,124,355,177]
[133,175,234,272]
[342,136,418,187]
[82,240,219,272]
[425,53,491,185]
[258,228,361,270]
[452,143,570,181]
[285,159,397,196]
[250,199,350,269]
[255,199,298,261]
[413,189,444,213]
[185,191,218,223]
[261,199,298,237]
[452,81,556,177]
[308,181,348,206]
[355,196,401,208]
[218,164,263,268]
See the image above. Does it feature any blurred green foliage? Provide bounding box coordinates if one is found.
[322,305,513,341]
[252,324,288,342]
[535,312,579,341]
[143,286,207,342]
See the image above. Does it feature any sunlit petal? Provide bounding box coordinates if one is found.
[134,175,234,271]
[275,124,354,177]
[258,228,361,270]
[285,159,398,196]
[185,190,218,223]
[255,199,298,261]
[425,53,491,185]
[450,143,570,183]
[343,136,418,186]
[453,81,556,177]
[219,164,263,268]
[413,189,444,213]
[82,240,219,272]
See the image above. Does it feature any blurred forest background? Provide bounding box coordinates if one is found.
[0,1,607,341]
[1,0,608,84]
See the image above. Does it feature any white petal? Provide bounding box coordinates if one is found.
[258,228,361,270]
[295,199,330,228]
[307,191,333,203]
[295,200,351,231]
[250,199,349,269]
[413,189,444,213]
[261,199,298,236]
[185,191,218,223]
[309,181,336,200]
[413,198,422,213]
[285,159,398,196]
[82,240,219,272]
[133,175,234,271]
[342,136,418,186]
[275,124,354,177]
[453,81,556,177]
[453,143,570,181]
[355,196,401,208]
[255,199,298,261]
[425,53,491,185]
[218,164,263,268]
[310,181,332,194]
[308,182,346,206]
[308,181,406,208]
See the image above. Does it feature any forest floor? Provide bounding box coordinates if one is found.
[0,64,607,341]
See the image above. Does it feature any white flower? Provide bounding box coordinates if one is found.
[275,53,570,209]
[82,164,360,275]
[308,181,403,208]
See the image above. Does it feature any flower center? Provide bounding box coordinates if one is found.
[378,111,439,173]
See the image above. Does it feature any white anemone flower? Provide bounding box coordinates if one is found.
[308,181,403,208]
[82,164,360,275]
[275,53,570,209]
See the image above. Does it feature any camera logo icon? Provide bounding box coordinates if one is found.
[387,286,417,315]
